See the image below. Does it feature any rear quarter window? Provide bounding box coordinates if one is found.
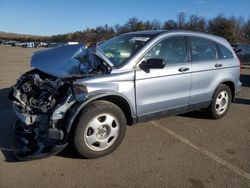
[217,44,233,59]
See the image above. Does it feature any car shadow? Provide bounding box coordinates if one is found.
[179,110,210,120]
[240,74,250,87]
[57,145,83,159]
[234,98,250,105]
[0,87,20,162]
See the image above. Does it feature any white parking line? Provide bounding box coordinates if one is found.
[151,121,250,181]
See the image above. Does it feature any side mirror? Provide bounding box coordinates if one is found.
[235,48,242,53]
[139,58,166,70]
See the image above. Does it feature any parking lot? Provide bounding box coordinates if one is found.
[0,45,249,188]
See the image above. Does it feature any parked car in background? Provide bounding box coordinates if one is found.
[67,42,79,45]
[3,40,16,45]
[14,42,35,48]
[37,42,48,48]
[9,30,241,160]
[231,43,250,65]
[47,42,66,48]
[11,41,19,47]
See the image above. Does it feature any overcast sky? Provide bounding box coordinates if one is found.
[0,0,250,36]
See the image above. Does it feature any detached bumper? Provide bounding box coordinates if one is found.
[12,120,67,160]
[13,143,67,161]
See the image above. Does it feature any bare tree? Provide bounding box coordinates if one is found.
[186,15,206,32]
[114,24,122,34]
[230,16,245,43]
[151,20,162,30]
[176,12,187,29]
[125,17,140,31]
[245,18,250,42]
[207,14,236,43]
[163,19,177,30]
[144,20,154,30]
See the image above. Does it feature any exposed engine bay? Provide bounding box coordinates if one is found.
[13,71,67,114]
[9,69,76,159]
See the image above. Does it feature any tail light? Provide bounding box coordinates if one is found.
[236,57,242,73]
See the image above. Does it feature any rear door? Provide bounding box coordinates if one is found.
[135,36,191,118]
[189,36,220,105]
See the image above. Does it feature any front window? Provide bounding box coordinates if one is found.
[143,36,188,64]
[99,35,152,67]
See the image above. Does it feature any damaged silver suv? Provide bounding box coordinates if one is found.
[9,30,241,160]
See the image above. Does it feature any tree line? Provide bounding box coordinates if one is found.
[50,13,250,44]
[2,13,250,44]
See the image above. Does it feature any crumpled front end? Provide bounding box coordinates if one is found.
[8,43,113,160]
[9,69,78,160]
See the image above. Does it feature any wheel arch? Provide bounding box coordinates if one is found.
[220,81,235,101]
[64,92,136,141]
[97,95,135,126]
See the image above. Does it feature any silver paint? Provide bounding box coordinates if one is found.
[31,30,241,120]
[31,44,86,78]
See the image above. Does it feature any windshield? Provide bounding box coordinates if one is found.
[99,35,152,67]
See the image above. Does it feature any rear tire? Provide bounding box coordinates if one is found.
[73,100,127,159]
[207,84,232,119]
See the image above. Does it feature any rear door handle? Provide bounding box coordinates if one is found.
[178,67,190,72]
[215,63,222,68]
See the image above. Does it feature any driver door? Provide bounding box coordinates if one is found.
[135,36,191,119]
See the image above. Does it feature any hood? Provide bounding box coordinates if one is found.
[31,44,86,78]
[94,47,114,67]
[31,44,114,78]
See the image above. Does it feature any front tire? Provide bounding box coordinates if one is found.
[207,84,232,119]
[73,100,127,158]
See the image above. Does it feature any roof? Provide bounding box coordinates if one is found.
[120,30,231,49]
[121,30,167,37]
[121,30,225,41]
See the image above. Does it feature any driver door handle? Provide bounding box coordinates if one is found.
[215,63,223,68]
[178,67,190,72]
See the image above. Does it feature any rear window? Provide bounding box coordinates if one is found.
[190,37,217,62]
[217,44,233,59]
